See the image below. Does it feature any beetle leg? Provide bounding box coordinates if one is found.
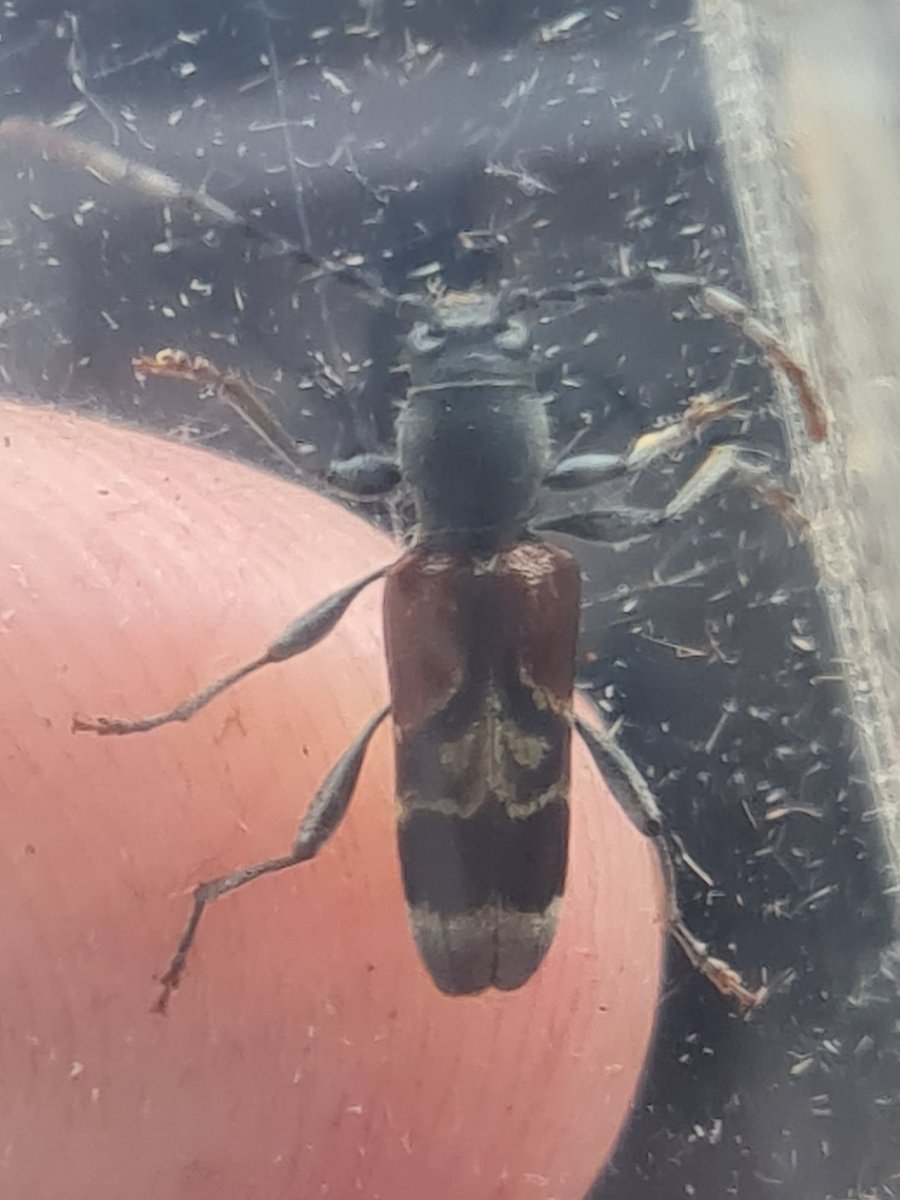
[530,271,826,443]
[574,714,767,1011]
[535,505,666,543]
[154,704,391,1012]
[134,348,312,477]
[545,392,743,491]
[537,441,805,543]
[134,350,400,499]
[661,443,807,530]
[324,452,402,498]
[73,567,387,736]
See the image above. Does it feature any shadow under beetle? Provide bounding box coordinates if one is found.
[2,117,827,1012]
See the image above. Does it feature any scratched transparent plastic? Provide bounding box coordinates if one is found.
[0,3,896,1199]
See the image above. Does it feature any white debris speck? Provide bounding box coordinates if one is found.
[322,69,352,96]
[540,10,589,41]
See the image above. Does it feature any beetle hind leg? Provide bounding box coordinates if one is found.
[154,704,390,1012]
[574,715,766,1012]
[537,440,806,544]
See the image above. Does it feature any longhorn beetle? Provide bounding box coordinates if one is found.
[3,117,827,1012]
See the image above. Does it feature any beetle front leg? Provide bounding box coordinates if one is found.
[574,714,766,1011]
[73,566,387,736]
[133,349,312,477]
[653,274,826,444]
[134,350,401,504]
[155,704,391,1012]
[531,271,827,444]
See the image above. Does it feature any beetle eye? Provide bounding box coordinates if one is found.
[409,322,446,354]
[494,318,529,352]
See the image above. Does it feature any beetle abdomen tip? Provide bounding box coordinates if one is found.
[408,900,562,995]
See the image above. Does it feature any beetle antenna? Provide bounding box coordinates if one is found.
[0,116,411,310]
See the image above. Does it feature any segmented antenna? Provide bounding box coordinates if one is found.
[0,116,400,307]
